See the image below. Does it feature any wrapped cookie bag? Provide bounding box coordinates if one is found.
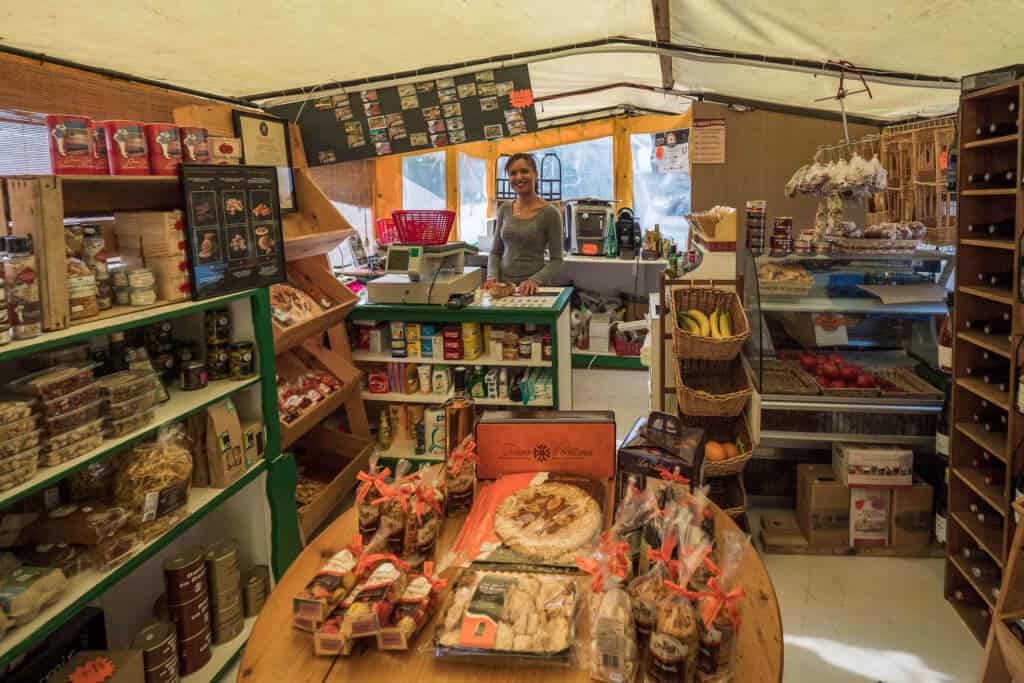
[645,539,712,683]
[377,560,447,650]
[688,533,747,681]
[628,532,678,661]
[611,483,658,578]
[444,434,477,516]
[576,551,638,683]
[342,555,410,639]
[403,465,445,564]
[356,454,390,538]
[369,482,411,556]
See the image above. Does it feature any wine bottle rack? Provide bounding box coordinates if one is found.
[948,76,1024,645]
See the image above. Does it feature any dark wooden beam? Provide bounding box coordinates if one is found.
[651,0,674,88]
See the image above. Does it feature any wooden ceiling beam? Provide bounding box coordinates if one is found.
[651,0,674,89]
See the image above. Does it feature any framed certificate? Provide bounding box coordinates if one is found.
[233,111,297,212]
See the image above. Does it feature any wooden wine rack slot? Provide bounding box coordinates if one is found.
[948,76,1024,646]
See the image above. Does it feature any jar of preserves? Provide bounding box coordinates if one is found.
[4,235,42,339]
[229,341,255,380]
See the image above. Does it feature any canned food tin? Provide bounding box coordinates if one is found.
[92,124,110,175]
[180,127,211,163]
[181,360,208,391]
[178,626,212,676]
[168,591,211,641]
[243,573,267,617]
[212,592,243,625]
[163,547,206,606]
[144,655,179,683]
[229,342,255,380]
[46,114,95,175]
[213,613,245,644]
[206,343,230,380]
[132,621,178,671]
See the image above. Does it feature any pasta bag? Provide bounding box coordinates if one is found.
[113,424,192,529]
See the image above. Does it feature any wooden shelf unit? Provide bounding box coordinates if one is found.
[978,500,1024,681]
[947,77,1024,646]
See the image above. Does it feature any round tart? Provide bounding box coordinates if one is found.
[493,482,601,560]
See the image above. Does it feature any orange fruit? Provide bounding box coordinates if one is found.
[723,443,739,459]
[705,441,726,462]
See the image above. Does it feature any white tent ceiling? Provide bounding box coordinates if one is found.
[1,1,1020,122]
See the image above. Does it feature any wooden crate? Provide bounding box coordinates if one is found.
[292,429,372,542]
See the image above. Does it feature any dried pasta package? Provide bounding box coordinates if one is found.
[114,424,193,528]
[33,503,130,545]
[435,569,579,664]
[377,561,447,650]
[293,536,365,630]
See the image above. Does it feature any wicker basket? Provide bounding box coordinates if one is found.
[833,236,920,255]
[668,286,750,361]
[675,358,753,417]
[707,472,747,518]
[757,279,813,297]
[760,360,820,396]
[679,412,755,477]
[877,367,943,399]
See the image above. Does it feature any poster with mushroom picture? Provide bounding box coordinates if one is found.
[182,164,286,300]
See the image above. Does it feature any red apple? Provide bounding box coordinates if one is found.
[840,366,859,381]
[801,357,817,371]
[828,354,843,365]
[822,363,840,379]
[800,351,813,363]
[830,379,847,388]
[815,354,827,364]
[856,374,876,388]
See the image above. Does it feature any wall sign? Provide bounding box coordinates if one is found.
[182,164,286,300]
[268,65,538,164]
[653,128,690,173]
[691,119,726,164]
[234,111,297,212]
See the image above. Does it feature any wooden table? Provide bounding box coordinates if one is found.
[238,504,783,683]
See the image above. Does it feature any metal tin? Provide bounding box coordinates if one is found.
[144,655,180,683]
[243,572,267,617]
[205,308,232,344]
[103,120,149,175]
[229,341,255,380]
[163,547,206,606]
[206,343,230,380]
[177,626,212,675]
[168,591,211,642]
[181,360,208,391]
[212,592,243,625]
[132,621,178,671]
[145,123,182,176]
[204,539,241,593]
[209,565,241,599]
[213,614,245,645]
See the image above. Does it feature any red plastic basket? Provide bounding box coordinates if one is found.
[375,218,399,245]
[613,332,645,357]
[391,210,455,245]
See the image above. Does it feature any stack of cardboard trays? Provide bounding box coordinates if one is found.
[761,442,933,552]
[113,210,191,301]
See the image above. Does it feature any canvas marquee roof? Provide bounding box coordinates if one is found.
[2,1,1023,122]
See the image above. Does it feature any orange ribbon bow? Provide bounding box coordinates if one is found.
[664,579,705,602]
[599,531,630,580]
[447,438,478,477]
[356,467,392,503]
[655,466,690,485]
[698,577,745,631]
[575,556,605,593]
[421,561,448,593]
[414,485,444,522]
[347,533,364,557]
[371,482,410,512]
[647,533,680,577]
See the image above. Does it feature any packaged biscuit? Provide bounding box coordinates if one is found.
[293,536,365,629]
[444,435,476,516]
[342,560,408,639]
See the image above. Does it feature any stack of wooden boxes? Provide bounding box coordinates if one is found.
[112,210,191,301]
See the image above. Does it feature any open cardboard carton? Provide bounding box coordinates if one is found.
[447,410,617,573]
[293,425,372,542]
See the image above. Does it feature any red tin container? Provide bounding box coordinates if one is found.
[103,120,149,175]
[146,124,183,176]
[91,124,110,174]
[45,114,95,175]
[179,126,211,163]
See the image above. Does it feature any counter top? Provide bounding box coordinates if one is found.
[350,286,573,323]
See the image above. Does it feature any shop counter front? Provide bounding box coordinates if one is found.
[238,500,783,683]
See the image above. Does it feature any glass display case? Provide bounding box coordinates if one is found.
[742,246,955,454]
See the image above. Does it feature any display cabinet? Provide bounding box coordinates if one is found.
[743,246,953,456]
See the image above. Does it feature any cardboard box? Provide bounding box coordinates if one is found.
[759,510,809,550]
[615,412,704,510]
[475,410,616,480]
[850,487,891,547]
[891,479,933,548]
[6,607,106,683]
[796,464,850,547]
[833,442,913,487]
[57,650,144,682]
[241,420,265,467]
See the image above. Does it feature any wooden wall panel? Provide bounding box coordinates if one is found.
[0,51,220,122]
[690,102,880,231]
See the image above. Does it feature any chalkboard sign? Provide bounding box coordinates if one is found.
[268,65,537,165]
[181,164,287,300]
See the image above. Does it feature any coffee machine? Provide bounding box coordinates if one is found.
[563,199,615,256]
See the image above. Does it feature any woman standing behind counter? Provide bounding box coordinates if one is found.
[486,153,563,296]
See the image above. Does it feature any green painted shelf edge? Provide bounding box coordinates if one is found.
[572,352,646,369]
[0,461,267,669]
[0,290,255,364]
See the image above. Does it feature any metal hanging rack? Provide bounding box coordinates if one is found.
[814,60,874,144]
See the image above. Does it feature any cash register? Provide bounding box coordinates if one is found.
[367,241,482,304]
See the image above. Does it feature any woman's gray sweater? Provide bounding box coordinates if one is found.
[487,203,564,284]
